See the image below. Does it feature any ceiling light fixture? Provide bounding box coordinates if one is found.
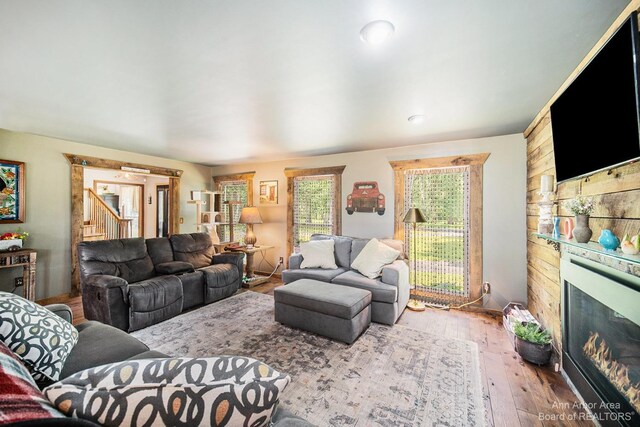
[360,20,395,45]
[408,115,426,124]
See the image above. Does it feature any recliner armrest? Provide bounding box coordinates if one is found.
[82,274,130,331]
[45,304,73,324]
[381,260,409,287]
[85,274,128,289]
[288,253,303,270]
[213,252,245,279]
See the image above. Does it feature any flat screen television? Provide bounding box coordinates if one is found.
[550,12,640,183]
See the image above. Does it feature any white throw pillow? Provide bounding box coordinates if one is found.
[300,239,338,269]
[0,291,79,382]
[351,238,401,279]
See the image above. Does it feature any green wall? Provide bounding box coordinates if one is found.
[0,129,211,299]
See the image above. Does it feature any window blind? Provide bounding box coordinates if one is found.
[404,166,470,304]
[219,180,247,243]
[292,175,335,249]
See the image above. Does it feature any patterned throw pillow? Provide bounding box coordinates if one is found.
[0,291,79,382]
[0,340,66,424]
[44,356,291,427]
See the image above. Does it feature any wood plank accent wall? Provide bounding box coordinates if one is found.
[526,118,640,352]
[525,1,640,353]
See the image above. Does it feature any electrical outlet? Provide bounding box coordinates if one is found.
[482,282,491,294]
[278,257,284,265]
[14,277,24,288]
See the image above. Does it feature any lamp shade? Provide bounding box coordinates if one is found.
[239,206,263,224]
[402,208,427,224]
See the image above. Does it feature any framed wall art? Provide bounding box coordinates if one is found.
[259,180,278,205]
[0,159,25,223]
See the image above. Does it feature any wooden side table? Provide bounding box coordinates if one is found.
[0,249,37,301]
[225,245,274,287]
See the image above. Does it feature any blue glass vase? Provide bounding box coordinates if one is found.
[598,229,620,251]
[552,217,561,238]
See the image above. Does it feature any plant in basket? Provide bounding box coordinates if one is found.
[511,320,553,365]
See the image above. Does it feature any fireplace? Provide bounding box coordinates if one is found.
[562,256,640,427]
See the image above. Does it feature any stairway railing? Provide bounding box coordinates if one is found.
[85,188,132,240]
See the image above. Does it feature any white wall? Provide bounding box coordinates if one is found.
[212,133,527,310]
[0,128,210,299]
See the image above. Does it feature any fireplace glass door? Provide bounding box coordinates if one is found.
[565,283,640,425]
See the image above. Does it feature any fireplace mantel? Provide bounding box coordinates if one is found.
[535,233,640,278]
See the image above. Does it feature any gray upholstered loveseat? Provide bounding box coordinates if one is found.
[282,234,410,325]
[78,233,243,332]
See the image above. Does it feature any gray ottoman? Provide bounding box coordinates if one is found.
[274,279,372,344]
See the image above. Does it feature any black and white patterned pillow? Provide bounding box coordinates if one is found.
[0,291,79,382]
[44,356,291,427]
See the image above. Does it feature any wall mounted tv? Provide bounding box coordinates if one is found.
[550,12,640,183]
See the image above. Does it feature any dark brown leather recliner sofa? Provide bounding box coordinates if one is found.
[77,232,243,332]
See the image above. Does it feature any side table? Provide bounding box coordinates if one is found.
[0,249,37,301]
[225,245,274,287]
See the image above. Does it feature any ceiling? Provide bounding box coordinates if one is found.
[0,0,630,165]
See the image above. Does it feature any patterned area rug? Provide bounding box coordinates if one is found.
[132,291,486,426]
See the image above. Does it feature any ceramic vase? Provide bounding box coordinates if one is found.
[598,229,620,251]
[573,215,592,243]
[564,218,574,239]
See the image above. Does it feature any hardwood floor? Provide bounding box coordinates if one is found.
[39,282,593,426]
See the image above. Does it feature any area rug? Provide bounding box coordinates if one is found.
[132,291,486,426]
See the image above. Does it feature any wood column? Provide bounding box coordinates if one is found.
[70,164,84,297]
[169,177,180,235]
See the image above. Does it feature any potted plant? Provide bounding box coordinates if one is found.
[565,195,594,243]
[0,230,29,251]
[512,320,552,365]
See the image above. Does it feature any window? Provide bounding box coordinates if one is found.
[391,154,489,305]
[213,172,255,244]
[284,166,345,259]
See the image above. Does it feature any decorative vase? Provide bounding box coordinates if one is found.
[572,215,592,243]
[564,218,574,239]
[598,229,620,251]
[552,217,561,238]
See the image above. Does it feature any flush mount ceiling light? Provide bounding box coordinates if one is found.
[408,115,426,124]
[360,20,395,45]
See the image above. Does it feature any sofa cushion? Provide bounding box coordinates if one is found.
[351,238,401,279]
[127,276,184,332]
[45,356,291,427]
[200,264,240,288]
[276,280,371,319]
[282,267,347,284]
[60,321,151,379]
[299,239,338,269]
[350,237,403,266]
[331,271,398,304]
[177,270,206,309]
[311,234,352,268]
[77,237,156,284]
[145,237,175,265]
[0,341,66,423]
[0,292,79,382]
[170,233,215,268]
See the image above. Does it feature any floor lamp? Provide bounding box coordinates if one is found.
[403,207,427,312]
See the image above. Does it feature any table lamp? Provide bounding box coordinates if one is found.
[403,207,427,311]
[239,206,263,248]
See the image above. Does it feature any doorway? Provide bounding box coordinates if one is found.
[156,184,169,237]
[94,180,144,238]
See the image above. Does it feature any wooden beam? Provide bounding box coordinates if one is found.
[283,165,346,178]
[63,153,183,177]
[389,153,490,171]
[169,177,180,235]
[524,1,640,136]
[70,164,84,297]
[212,172,256,188]
[468,163,484,304]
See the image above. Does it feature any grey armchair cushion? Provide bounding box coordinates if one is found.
[60,321,151,379]
[282,267,347,284]
[288,253,303,270]
[127,276,183,332]
[311,234,353,268]
[77,238,155,284]
[212,252,244,280]
[145,237,174,265]
[331,271,398,303]
[170,233,215,268]
[45,304,73,324]
[155,261,194,275]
